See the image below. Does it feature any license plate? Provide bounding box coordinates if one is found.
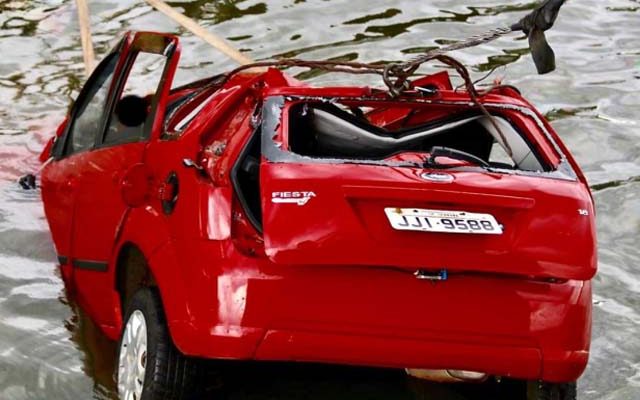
[384,208,503,235]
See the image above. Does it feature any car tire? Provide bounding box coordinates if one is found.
[116,287,220,400]
[527,381,577,400]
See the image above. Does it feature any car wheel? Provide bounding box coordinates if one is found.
[117,288,220,400]
[527,381,577,400]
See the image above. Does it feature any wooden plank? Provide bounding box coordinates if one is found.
[75,0,95,76]
[144,0,256,66]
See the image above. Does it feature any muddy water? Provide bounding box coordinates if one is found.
[0,1,639,399]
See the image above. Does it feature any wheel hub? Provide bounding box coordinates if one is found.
[117,310,148,400]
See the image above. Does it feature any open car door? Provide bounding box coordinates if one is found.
[258,95,597,281]
[68,32,181,328]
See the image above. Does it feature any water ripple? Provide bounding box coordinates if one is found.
[0,1,639,399]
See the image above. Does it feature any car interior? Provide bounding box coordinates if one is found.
[287,102,544,171]
[103,94,151,144]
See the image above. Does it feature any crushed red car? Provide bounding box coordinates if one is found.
[39,31,596,400]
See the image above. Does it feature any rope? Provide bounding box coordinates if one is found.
[221,59,386,84]
[144,0,256,66]
[75,0,95,76]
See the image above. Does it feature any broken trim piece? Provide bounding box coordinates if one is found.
[73,259,109,272]
[232,126,263,233]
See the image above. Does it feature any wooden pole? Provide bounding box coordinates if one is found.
[143,0,256,66]
[75,0,95,76]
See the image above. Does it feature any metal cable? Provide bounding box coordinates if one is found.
[219,53,514,157]
[219,24,518,103]
[213,11,569,158]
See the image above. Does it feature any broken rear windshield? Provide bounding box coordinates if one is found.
[262,95,557,174]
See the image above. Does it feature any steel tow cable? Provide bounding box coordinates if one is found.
[223,0,567,92]
[218,1,568,159]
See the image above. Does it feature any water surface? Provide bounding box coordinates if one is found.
[1,1,639,399]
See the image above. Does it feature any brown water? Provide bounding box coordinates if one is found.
[0,1,639,399]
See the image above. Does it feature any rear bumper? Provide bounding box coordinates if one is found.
[167,259,592,383]
[254,331,589,383]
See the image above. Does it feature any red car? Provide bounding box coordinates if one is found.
[39,32,596,400]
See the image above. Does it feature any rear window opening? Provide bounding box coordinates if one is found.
[285,102,545,172]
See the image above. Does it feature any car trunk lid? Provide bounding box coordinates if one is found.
[260,162,596,281]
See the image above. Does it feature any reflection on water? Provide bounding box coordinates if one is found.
[1,0,640,399]
[71,306,118,399]
[168,0,268,25]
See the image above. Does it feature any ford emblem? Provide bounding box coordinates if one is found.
[420,172,455,183]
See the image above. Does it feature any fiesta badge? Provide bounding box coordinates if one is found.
[271,191,316,206]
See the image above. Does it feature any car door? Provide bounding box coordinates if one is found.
[41,48,122,290]
[70,32,181,327]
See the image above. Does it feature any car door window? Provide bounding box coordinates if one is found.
[66,54,118,155]
[103,52,168,145]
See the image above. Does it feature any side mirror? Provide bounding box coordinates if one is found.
[115,95,148,127]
